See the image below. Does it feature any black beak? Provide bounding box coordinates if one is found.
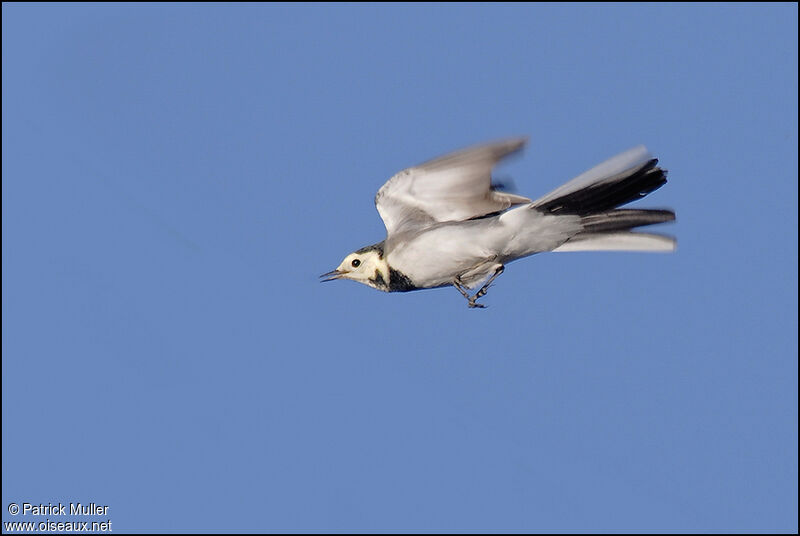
[319,270,344,282]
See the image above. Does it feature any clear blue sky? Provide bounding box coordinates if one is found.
[2,3,797,533]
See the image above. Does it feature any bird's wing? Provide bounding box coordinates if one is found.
[374,138,532,236]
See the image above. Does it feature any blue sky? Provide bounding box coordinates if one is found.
[2,3,797,533]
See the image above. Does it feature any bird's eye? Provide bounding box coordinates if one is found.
[351,259,361,268]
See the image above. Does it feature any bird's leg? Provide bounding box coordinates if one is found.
[453,263,505,309]
[453,276,472,300]
[468,264,505,308]
[454,276,486,308]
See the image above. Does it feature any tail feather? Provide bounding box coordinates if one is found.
[534,158,668,216]
[580,208,675,233]
[532,145,653,208]
[553,232,676,252]
[531,146,676,253]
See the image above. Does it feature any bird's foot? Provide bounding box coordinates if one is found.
[454,264,504,309]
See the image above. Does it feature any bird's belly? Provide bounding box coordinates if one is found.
[387,223,507,288]
[386,210,581,288]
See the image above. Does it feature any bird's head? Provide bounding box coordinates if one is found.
[320,243,390,291]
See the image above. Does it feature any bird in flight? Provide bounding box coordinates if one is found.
[321,137,675,308]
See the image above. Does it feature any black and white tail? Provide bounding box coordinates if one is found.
[532,146,676,252]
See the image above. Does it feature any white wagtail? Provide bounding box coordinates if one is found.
[321,138,675,308]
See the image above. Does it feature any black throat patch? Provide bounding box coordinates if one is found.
[387,267,417,293]
[369,268,388,291]
[355,242,416,292]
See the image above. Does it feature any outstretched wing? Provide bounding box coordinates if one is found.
[375,138,532,236]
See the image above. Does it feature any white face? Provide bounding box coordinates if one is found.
[321,249,390,291]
